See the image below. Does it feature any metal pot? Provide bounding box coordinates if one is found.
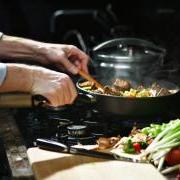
[91,38,166,84]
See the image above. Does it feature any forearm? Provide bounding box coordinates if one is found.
[0,64,33,93]
[0,34,47,63]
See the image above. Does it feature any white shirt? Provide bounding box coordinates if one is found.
[0,32,7,85]
[0,32,3,40]
[0,63,7,86]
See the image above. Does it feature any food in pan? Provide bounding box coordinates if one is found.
[79,79,176,97]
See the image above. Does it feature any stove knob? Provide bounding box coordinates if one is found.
[67,125,87,137]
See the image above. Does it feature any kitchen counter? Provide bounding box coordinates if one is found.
[0,109,34,179]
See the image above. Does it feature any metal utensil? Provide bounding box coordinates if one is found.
[36,138,146,163]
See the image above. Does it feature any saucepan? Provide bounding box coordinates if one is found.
[76,79,180,117]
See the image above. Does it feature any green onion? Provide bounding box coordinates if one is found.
[140,119,180,174]
[161,164,180,174]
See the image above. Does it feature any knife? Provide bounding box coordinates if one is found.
[36,138,147,163]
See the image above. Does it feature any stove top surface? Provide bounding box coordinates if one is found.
[14,105,178,148]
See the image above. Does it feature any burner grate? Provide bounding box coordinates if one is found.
[15,106,179,148]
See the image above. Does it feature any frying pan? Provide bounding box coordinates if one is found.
[77,79,180,117]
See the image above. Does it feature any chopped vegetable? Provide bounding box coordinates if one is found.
[141,123,170,138]
[140,119,180,173]
[123,139,135,154]
[133,143,141,153]
[165,148,180,166]
[113,118,180,175]
[161,164,180,174]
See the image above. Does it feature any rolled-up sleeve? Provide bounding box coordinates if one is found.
[0,32,7,85]
[0,63,7,86]
[0,32,3,40]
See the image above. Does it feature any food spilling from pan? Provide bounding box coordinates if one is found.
[79,79,178,97]
[95,119,180,175]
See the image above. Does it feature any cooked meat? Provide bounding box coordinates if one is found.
[104,86,114,94]
[157,88,171,96]
[97,137,120,150]
[151,83,171,96]
[113,79,131,91]
[104,86,123,96]
[151,83,161,92]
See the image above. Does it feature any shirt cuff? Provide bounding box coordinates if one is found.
[0,63,7,86]
[0,32,3,40]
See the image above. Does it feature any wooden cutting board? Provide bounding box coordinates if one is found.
[27,147,166,180]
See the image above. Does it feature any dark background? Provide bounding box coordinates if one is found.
[1,0,180,63]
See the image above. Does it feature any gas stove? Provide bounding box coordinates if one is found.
[14,103,177,149]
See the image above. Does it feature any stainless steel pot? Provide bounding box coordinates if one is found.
[91,38,166,84]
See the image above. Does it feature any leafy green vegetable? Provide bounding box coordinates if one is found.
[139,141,148,149]
[123,139,135,154]
[141,120,180,138]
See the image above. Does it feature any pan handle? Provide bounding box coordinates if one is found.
[0,93,32,108]
[0,93,50,108]
[0,92,96,108]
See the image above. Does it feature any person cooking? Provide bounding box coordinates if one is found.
[0,32,89,106]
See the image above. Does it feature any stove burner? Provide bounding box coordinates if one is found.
[14,104,179,149]
[67,136,96,146]
[56,118,73,136]
[67,125,87,137]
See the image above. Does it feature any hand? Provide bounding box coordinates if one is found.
[31,66,77,106]
[40,44,89,74]
[0,64,77,107]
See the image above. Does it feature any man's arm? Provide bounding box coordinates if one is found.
[0,63,33,93]
[0,34,45,62]
[0,33,89,74]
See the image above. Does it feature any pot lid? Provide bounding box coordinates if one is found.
[92,38,166,63]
